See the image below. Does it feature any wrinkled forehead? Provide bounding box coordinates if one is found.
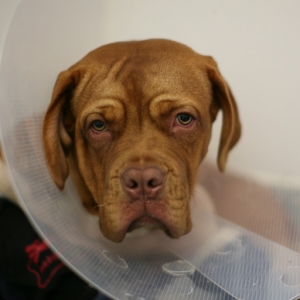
[72,41,212,113]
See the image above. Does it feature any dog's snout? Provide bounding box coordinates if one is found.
[121,167,165,200]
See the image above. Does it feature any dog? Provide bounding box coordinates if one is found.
[42,39,241,243]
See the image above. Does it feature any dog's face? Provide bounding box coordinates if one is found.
[43,39,241,242]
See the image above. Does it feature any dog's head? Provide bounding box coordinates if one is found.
[43,39,241,242]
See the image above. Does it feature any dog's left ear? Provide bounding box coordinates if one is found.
[205,57,242,172]
[43,68,81,190]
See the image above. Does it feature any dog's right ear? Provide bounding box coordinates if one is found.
[43,69,81,190]
[204,56,241,172]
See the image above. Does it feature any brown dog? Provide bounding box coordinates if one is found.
[43,39,241,243]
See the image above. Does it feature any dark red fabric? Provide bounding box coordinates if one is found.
[0,197,106,300]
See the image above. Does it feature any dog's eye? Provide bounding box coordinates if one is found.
[176,114,193,126]
[91,120,106,131]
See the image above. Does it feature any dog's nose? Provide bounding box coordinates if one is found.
[121,167,165,200]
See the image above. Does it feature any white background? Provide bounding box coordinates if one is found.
[0,0,299,179]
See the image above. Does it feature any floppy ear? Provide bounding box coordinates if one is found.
[43,69,81,190]
[206,57,241,172]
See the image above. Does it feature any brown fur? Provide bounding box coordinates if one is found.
[43,39,241,243]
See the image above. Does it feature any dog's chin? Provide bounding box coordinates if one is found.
[126,215,190,241]
[101,215,187,243]
[127,215,168,233]
[99,201,193,243]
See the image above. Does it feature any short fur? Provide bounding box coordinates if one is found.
[43,39,241,242]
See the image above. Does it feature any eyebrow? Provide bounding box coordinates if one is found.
[150,92,199,106]
[82,98,124,111]
[93,97,124,106]
[155,98,196,106]
[80,98,125,124]
[150,97,202,120]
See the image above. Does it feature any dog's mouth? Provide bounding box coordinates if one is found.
[100,208,190,242]
[127,214,168,233]
[99,192,192,242]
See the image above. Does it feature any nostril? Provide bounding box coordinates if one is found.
[147,178,161,188]
[121,167,165,200]
[148,179,155,188]
[121,169,143,200]
[143,168,165,199]
[129,179,138,189]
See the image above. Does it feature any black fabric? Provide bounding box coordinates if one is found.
[0,197,111,300]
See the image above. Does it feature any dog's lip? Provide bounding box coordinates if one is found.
[127,214,167,233]
[104,200,189,242]
[113,214,183,242]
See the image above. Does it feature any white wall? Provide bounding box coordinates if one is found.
[0,0,299,178]
[0,0,19,145]
[0,0,18,51]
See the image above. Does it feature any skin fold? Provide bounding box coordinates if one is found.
[43,39,241,243]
